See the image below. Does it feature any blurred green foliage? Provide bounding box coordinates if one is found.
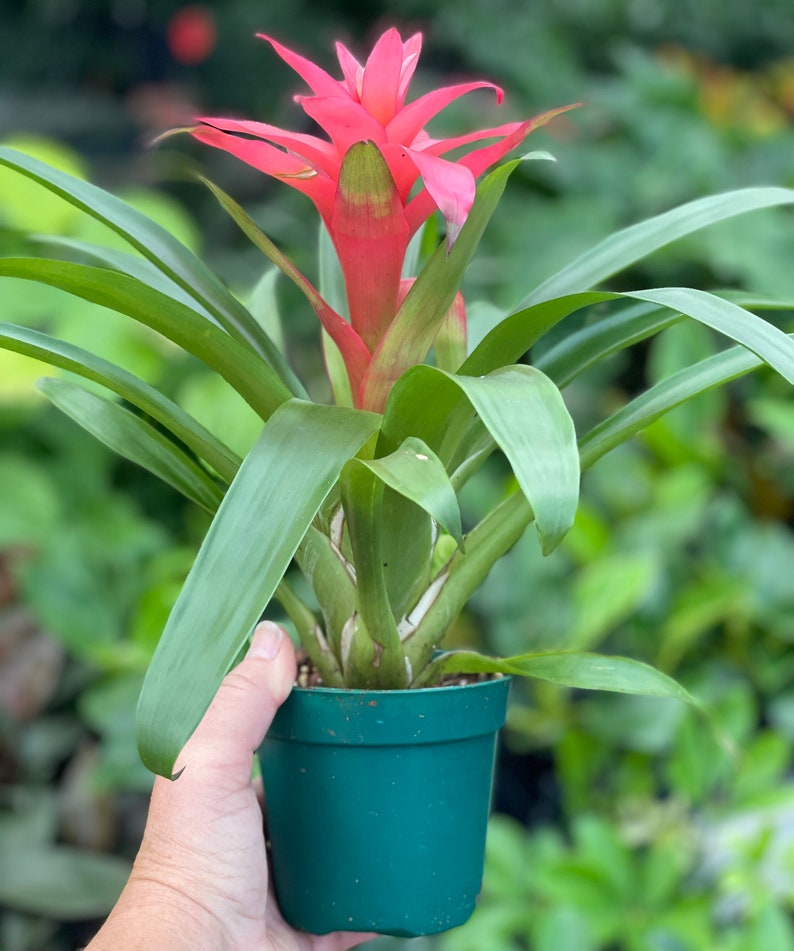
[1,0,794,948]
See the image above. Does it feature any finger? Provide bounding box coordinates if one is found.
[174,621,296,783]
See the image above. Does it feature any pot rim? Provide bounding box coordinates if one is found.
[288,675,509,697]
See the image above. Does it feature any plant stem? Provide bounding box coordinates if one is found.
[405,490,534,675]
[274,578,345,686]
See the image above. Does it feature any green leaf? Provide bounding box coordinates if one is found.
[428,650,697,705]
[340,460,407,688]
[465,288,794,386]
[452,367,580,554]
[536,300,677,387]
[380,490,434,624]
[247,267,285,353]
[382,364,579,553]
[342,436,462,643]
[578,340,786,471]
[629,287,794,384]
[0,258,293,420]
[406,491,534,668]
[412,336,790,660]
[379,364,471,462]
[462,291,612,376]
[201,175,371,397]
[318,222,354,407]
[136,400,381,777]
[272,576,344,686]
[31,235,217,321]
[0,146,300,390]
[295,526,357,656]
[0,322,240,483]
[358,437,463,546]
[38,377,224,513]
[520,186,794,306]
[535,291,794,388]
[362,159,520,410]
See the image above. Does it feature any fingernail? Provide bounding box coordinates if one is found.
[249,622,285,660]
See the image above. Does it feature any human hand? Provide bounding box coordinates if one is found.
[88,622,374,950]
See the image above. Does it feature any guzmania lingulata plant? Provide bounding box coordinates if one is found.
[1,28,793,777]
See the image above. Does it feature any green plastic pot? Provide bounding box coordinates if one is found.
[258,676,510,937]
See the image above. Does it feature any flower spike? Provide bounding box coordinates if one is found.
[190,27,576,404]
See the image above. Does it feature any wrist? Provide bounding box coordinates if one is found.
[87,871,230,950]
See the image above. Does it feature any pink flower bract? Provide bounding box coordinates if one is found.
[191,28,576,406]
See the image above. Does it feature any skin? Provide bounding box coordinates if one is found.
[87,622,374,951]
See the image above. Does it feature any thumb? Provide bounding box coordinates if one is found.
[174,621,296,782]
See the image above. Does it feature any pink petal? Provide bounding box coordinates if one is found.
[417,120,527,156]
[195,116,338,178]
[191,126,336,222]
[397,33,423,105]
[378,142,422,201]
[404,103,579,234]
[299,96,387,154]
[458,103,579,179]
[386,82,503,147]
[256,33,346,98]
[360,28,407,125]
[407,149,476,246]
[335,41,364,98]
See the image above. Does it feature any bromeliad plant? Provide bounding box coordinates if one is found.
[1,28,794,778]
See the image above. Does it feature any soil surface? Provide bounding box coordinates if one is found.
[294,649,501,689]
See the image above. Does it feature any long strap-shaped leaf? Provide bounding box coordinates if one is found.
[200,176,371,400]
[414,649,697,706]
[408,337,791,660]
[0,258,294,420]
[0,146,301,393]
[33,236,218,322]
[454,367,579,554]
[519,185,794,306]
[339,437,464,686]
[358,437,463,546]
[0,323,240,483]
[628,287,794,383]
[339,461,406,688]
[578,338,789,469]
[382,365,579,555]
[38,378,224,513]
[535,300,676,386]
[463,287,794,386]
[136,400,380,777]
[294,526,357,660]
[537,293,794,388]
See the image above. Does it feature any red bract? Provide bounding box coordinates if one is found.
[192,28,574,407]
